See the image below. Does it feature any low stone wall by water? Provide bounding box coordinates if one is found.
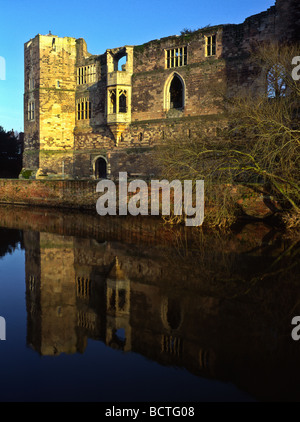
[0,179,98,209]
[0,178,280,219]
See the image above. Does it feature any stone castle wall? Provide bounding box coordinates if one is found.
[22,0,299,180]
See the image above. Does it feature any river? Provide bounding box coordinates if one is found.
[0,205,299,402]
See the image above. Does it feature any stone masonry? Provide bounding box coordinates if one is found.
[22,0,299,180]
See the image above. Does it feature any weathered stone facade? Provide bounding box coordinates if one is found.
[22,0,299,180]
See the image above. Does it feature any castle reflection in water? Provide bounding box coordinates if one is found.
[1,205,300,401]
[25,230,208,370]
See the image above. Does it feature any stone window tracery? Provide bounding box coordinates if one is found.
[165,47,187,69]
[108,88,127,114]
[76,277,91,299]
[28,101,35,121]
[118,90,127,113]
[109,89,117,114]
[77,64,97,85]
[76,98,91,120]
[29,77,35,90]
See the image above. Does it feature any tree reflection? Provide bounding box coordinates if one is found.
[0,228,23,259]
[0,206,300,401]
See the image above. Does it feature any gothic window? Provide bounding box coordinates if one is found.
[118,289,127,311]
[161,335,182,357]
[166,297,182,330]
[77,311,96,331]
[28,275,36,291]
[29,78,35,90]
[166,47,187,69]
[170,74,184,109]
[76,99,92,120]
[107,287,129,314]
[267,64,287,98]
[205,35,216,57]
[119,90,127,113]
[109,89,117,114]
[77,64,97,85]
[76,277,91,299]
[28,101,35,121]
[81,101,84,119]
[108,89,128,114]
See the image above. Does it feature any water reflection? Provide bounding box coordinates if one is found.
[0,228,23,258]
[0,205,300,401]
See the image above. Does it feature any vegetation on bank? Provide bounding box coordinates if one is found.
[0,127,24,178]
[156,42,300,230]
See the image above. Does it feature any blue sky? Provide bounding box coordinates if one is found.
[0,0,275,132]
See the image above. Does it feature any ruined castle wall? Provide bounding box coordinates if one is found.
[275,0,300,42]
[24,36,40,170]
[72,113,227,179]
[22,0,299,180]
[75,54,107,128]
[131,27,225,122]
[73,128,113,178]
[222,7,278,97]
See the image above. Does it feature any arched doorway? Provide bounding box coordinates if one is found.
[95,157,107,179]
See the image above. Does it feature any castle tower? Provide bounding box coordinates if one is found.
[23,34,77,179]
[25,232,78,356]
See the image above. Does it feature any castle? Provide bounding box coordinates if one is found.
[22,0,299,180]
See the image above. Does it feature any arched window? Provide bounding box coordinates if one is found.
[118,55,127,71]
[166,297,182,330]
[267,64,287,98]
[161,296,183,331]
[119,90,127,113]
[165,73,185,111]
[95,157,107,179]
[109,90,116,114]
[114,52,127,72]
[170,74,184,109]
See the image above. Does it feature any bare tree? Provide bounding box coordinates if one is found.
[156,42,300,228]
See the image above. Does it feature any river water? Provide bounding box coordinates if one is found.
[0,205,299,402]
